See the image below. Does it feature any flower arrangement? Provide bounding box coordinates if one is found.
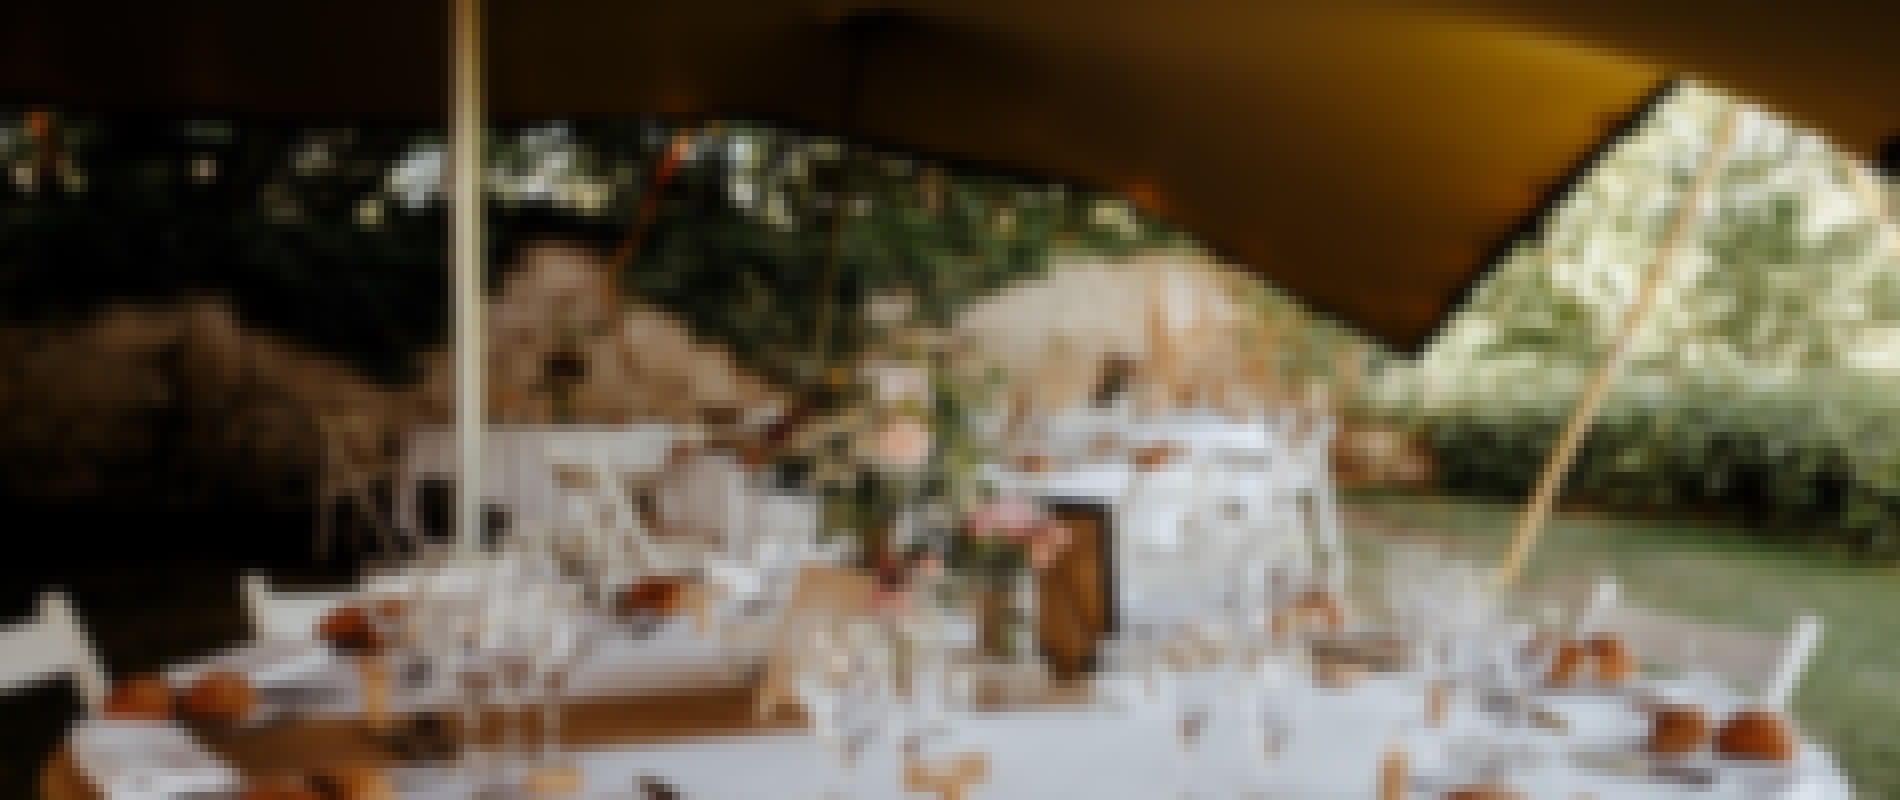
[760,297,1077,657]
[769,297,1075,593]
[956,497,1072,576]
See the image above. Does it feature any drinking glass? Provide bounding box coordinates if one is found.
[453,643,496,789]
[493,588,548,780]
[1500,622,1551,728]
[534,602,591,769]
[895,594,950,739]
[1249,691,1294,795]
[1169,667,1215,800]
[362,590,418,732]
[794,620,859,800]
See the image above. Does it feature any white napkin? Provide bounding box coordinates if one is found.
[69,720,239,800]
[704,559,764,598]
[564,636,762,698]
[162,637,333,688]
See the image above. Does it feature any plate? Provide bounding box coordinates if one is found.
[69,719,239,799]
[163,638,333,688]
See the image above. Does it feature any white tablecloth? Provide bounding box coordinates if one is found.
[396,425,676,537]
[381,678,1855,800]
[112,615,1861,800]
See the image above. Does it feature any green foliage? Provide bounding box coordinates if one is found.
[1409,364,1900,558]
[628,126,1177,388]
[1383,82,1900,557]
[0,110,1175,389]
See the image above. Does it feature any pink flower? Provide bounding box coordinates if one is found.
[1028,522,1071,569]
[968,499,1041,539]
[1039,521,1071,548]
[871,587,913,615]
[872,419,933,468]
[916,555,946,579]
[1030,539,1059,570]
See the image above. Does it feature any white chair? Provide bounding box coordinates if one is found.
[243,571,353,642]
[316,414,406,559]
[1283,413,1346,592]
[1575,575,1621,636]
[545,442,702,578]
[1117,462,1260,626]
[0,591,110,715]
[654,450,752,558]
[1590,600,1824,707]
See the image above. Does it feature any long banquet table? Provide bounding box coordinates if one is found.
[42,656,1859,800]
[42,557,1860,800]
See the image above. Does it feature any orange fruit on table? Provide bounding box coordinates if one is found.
[316,605,385,655]
[180,670,257,725]
[1546,640,1590,686]
[1589,634,1637,683]
[1017,454,1052,474]
[618,577,688,617]
[103,674,175,721]
[1648,703,1714,758]
[1716,706,1799,763]
[1294,589,1346,632]
[1132,446,1178,471]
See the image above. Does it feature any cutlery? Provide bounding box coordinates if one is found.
[639,775,684,800]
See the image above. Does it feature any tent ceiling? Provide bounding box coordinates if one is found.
[3,1,1894,351]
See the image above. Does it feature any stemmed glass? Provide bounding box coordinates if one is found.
[528,583,593,772]
[362,578,428,747]
[895,584,953,741]
[1246,689,1295,798]
[494,583,552,783]
[1496,621,1552,730]
[794,619,865,800]
[1168,660,1216,800]
[454,564,513,790]
[452,623,497,791]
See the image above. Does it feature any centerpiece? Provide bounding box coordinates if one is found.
[940,497,1071,658]
[770,289,1070,658]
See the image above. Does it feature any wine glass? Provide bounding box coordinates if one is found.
[452,635,497,791]
[794,619,860,800]
[1249,691,1294,796]
[1504,621,1554,727]
[894,591,950,740]
[493,588,548,782]
[1170,667,1215,800]
[532,595,592,771]
[361,586,421,739]
[456,576,511,782]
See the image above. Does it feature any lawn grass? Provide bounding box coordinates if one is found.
[1345,490,1900,799]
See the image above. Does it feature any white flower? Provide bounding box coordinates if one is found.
[865,290,917,325]
[356,197,386,227]
[865,363,931,408]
